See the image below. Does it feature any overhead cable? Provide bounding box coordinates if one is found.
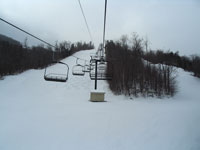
[0,17,56,49]
[0,17,90,61]
[77,0,94,43]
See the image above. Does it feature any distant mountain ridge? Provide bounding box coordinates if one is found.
[0,34,21,45]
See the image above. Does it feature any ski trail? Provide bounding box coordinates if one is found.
[0,50,200,150]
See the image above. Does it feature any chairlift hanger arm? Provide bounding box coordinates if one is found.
[72,55,89,62]
[51,61,69,68]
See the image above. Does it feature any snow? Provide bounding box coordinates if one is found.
[91,89,105,93]
[0,50,200,150]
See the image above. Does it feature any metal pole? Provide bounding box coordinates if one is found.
[102,0,107,59]
[95,60,98,90]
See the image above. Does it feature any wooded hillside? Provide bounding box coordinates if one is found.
[106,34,177,97]
[0,37,94,77]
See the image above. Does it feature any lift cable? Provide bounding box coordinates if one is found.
[0,17,89,62]
[77,0,94,43]
[0,17,56,49]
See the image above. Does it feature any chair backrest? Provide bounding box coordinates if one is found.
[89,60,113,80]
[72,64,85,76]
[44,61,69,82]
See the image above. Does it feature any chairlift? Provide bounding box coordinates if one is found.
[83,65,91,72]
[44,61,69,82]
[82,61,91,73]
[90,64,95,70]
[98,63,106,70]
[90,53,98,59]
[90,53,101,61]
[72,58,85,76]
[89,58,97,71]
[89,62,95,71]
[90,60,113,80]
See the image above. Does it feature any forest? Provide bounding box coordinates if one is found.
[106,34,200,97]
[143,50,200,77]
[0,37,94,77]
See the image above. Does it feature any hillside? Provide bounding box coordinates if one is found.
[0,34,21,45]
[0,50,200,150]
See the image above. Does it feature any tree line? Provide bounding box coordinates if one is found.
[143,50,200,77]
[106,34,177,97]
[0,40,94,78]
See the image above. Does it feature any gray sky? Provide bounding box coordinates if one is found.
[0,0,200,55]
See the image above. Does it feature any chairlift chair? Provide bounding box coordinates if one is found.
[90,60,113,80]
[82,61,91,73]
[44,61,69,82]
[72,64,85,76]
[89,62,95,71]
[72,58,85,76]
[89,58,97,71]
[90,53,101,62]
[82,65,91,72]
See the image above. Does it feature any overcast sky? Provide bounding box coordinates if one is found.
[0,0,200,55]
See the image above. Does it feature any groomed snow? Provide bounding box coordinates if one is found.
[0,50,200,150]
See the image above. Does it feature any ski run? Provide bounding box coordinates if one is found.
[0,50,200,150]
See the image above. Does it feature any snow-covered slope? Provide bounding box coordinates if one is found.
[0,50,200,150]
